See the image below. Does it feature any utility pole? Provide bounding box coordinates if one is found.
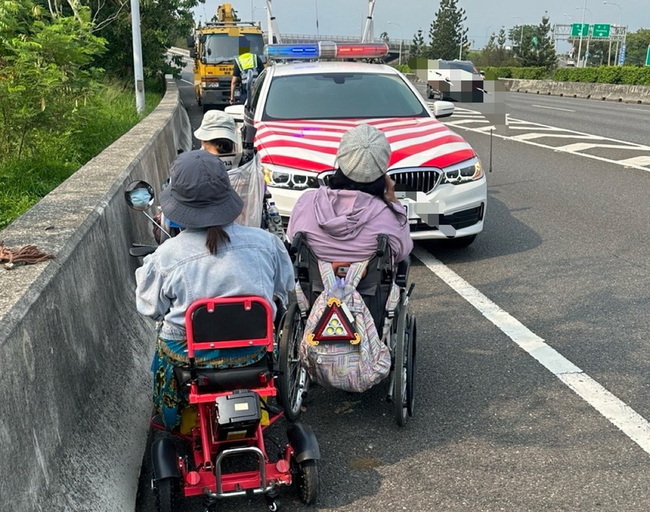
[576,0,587,67]
[130,0,145,114]
[388,21,403,65]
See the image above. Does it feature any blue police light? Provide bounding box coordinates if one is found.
[265,43,320,59]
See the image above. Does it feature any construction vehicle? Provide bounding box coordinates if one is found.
[187,3,266,111]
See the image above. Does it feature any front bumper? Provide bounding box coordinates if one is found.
[268,176,487,241]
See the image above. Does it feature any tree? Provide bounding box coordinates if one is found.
[427,0,468,60]
[524,15,555,68]
[509,16,555,68]
[409,29,426,59]
[476,27,516,67]
[33,0,199,80]
[0,0,106,158]
[624,29,650,65]
[509,24,536,61]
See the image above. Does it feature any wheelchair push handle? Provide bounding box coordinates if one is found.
[375,234,389,257]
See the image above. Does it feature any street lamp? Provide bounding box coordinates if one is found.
[387,21,403,65]
[576,1,588,67]
[603,1,622,65]
[484,25,492,48]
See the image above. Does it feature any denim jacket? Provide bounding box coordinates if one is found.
[135,223,294,340]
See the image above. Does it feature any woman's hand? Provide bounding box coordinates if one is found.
[384,174,399,204]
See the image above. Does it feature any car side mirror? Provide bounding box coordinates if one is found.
[433,101,454,119]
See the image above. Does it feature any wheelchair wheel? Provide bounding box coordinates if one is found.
[393,304,415,427]
[292,458,319,505]
[406,314,417,417]
[154,477,180,512]
[277,302,308,421]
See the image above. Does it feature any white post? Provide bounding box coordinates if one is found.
[130,0,145,114]
[388,21,403,65]
[576,0,587,67]
[603,1,623,65]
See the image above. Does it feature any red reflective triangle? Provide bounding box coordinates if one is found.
[308,297,360,345]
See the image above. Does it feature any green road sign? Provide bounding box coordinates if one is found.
[571,23,589,37]
[646,45,650,66]
[592,24,611,38]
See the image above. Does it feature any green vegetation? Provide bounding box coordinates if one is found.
[428,0,469,60]
[481,65,650,85]
[0,82,161,229]
[0,0,197,230]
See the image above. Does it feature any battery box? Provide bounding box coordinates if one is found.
[215,390,261,441]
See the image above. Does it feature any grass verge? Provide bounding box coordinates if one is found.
[0,80,162,231]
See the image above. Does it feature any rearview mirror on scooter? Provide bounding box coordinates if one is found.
[124,180,155,211]
[124,180,171,252]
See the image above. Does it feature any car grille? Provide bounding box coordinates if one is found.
[388,169,441,194]
[319,169,441,194]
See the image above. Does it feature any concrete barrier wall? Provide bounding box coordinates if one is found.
[0,78,191,512]
[500,78,650,104]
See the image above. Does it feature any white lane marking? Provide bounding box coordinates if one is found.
[619,156,650,166]
[556,142,650,152]
[445,120,650,173]
[511,133,606,142]
[180,78,193,85]
[414,247,650,454]
[531,104,576,112]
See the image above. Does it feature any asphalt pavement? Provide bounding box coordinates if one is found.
[136,75,650,511]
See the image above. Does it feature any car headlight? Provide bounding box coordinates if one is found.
[263,165,321,190]
[440,158,484,185]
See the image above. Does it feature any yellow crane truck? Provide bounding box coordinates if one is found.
[187,3,265,111]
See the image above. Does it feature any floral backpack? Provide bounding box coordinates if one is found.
[296,259,394,393]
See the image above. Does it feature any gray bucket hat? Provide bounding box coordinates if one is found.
[335,124,391,183]
[193,110,237,142]
[160,151,243,228]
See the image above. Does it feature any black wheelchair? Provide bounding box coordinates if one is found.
[276,232,417,426]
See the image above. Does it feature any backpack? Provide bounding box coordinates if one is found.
[296,259,392,393]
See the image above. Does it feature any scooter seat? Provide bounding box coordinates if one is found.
[174,357,271,394]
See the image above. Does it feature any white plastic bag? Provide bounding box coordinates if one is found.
[228,153,265,228]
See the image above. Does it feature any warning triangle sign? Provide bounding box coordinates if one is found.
[307,297,360,345]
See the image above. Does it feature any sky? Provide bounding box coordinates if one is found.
[193,0,648,52]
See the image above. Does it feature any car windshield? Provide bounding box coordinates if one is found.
[203,33,265,64]
[262,72,428,120]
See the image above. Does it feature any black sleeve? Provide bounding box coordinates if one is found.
[257,59,265,72]
[233,65,241,78]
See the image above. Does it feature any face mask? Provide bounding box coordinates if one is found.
[129,187,152,208]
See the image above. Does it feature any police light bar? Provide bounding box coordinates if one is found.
[265,41,389,60]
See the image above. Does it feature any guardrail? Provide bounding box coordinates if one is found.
[500,78,650,104]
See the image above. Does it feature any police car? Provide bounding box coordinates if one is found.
[231,42,487,246]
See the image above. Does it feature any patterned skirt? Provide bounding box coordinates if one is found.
[151,337,266,430]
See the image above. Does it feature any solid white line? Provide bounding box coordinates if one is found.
[531,104,576,112]
[180,79,193,85]
[413,247,650,454]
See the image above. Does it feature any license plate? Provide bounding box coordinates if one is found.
[399,200,418,224]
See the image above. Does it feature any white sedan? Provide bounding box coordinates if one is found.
[228,42,487,246]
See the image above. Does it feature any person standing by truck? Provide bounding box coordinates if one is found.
[230,50,264,105]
